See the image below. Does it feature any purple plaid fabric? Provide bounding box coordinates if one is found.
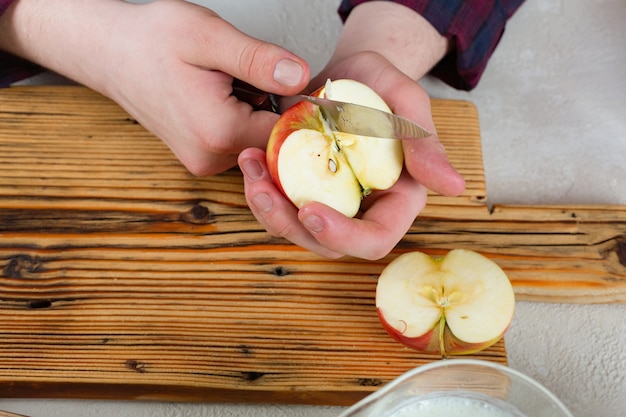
[0,0,14,15]
[339,0,525,90]
[1,53,43,87]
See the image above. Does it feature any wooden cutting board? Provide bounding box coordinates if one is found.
[0,86,623,405]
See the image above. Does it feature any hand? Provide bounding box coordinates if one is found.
[240,145,429,260]
[310,51,466,198]
[102,0,312,176]
[0,0,310,176]
[239,3,465,260]
[239,52,465,260]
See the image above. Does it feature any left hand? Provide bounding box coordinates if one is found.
[239,51,465,260]
[239,2,465,259]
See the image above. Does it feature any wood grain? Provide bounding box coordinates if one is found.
[0,411,29,417]
[0,86,624,405]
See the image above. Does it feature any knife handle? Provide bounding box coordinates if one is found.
[231,79,281,113]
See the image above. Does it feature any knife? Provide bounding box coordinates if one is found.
[231,79,433,140]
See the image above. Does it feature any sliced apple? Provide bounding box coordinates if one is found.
[376,249,515,357]
[266,79,404,217]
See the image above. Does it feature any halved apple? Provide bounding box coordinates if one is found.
[266,79,404,217]
[376,249,515,357]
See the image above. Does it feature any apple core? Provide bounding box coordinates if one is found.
[266,79,404,217]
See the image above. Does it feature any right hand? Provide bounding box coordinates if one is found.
[0,0,310,176]
[101,0,311,175]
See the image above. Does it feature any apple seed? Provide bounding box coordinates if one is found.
[328,158,337,173]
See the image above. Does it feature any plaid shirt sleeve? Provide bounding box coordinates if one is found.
[1,0,43,87]
[338,0,525,90]
[0,0,14,15]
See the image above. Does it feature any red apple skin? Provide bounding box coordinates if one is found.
[377,308,509,357]
[266,99,324,197]
[377,309,438,352]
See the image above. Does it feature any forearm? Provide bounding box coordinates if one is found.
[338,0,525,90]
[326,2,449,81]
[0,0,128,94]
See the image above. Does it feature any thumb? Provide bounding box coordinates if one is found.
[186,16,310,95]
[403,137,466,197]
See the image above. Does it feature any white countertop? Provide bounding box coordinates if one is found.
[2,0,625,416]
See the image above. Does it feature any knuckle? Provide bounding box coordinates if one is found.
[184,161,212,177]
[181,153,235,177]
[271,220,296,240]
[364,246,392,261]
[175,133,238,176]
[238,41,274,80]
[189,125,236,156]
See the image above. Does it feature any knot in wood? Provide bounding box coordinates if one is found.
[182,203,213,224]
[239,344,253,355]
[3,254,43,278]
[27,299,52,309]
[272,266,290,277]
[357,378,383,387]
[241,371,265,382]
[125,359,147,373]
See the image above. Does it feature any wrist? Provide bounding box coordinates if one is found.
[328,2,449,80]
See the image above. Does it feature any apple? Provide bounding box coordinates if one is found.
[376,249,515,357]
[266,79,404,217]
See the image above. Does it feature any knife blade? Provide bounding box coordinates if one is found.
[231,79,433,140]
[300,95,433,140]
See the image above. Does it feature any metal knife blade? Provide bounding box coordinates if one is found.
[231,79,433,140]
[298,95,433,140]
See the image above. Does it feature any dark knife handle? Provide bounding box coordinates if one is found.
[231,79,281,113]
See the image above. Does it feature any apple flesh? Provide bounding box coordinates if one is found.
[376,249,515,357]
[266,79,404,217]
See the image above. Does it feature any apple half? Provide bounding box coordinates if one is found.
[266,79,404,217]
[376,249,515,357]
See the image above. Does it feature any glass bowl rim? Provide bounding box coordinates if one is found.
[338,359,574,417]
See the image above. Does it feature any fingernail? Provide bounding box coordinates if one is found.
[252,193,273,213]
[273,59,304,87]
[302,214,324,233]
[241,159,264,181]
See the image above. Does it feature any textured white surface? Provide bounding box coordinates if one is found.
[2,0,625,416]
[421,0,626,207]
